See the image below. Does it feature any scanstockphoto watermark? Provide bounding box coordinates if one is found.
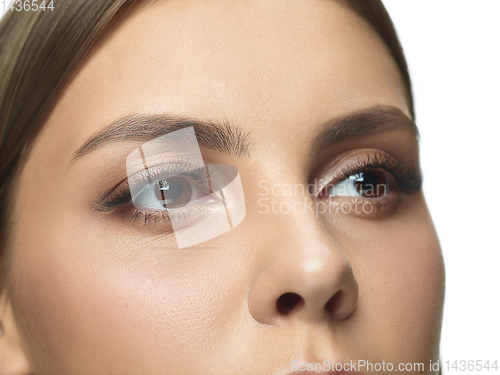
[291,360,438,373]
[257,179,387,216]
[291,359,499,372]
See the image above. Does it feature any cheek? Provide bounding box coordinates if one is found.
[11,202,246,372]
[352,217,445,363]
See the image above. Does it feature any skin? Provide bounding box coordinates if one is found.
[2,0,444,373]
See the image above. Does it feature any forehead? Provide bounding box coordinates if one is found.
[40,0,409,158]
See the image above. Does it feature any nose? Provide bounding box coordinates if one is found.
[247,208,359,325]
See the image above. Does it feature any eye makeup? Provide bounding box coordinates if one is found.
[92,157,217,228]
[325,150,422,195]
[314,150,422,217]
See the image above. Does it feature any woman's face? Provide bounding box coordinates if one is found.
[9,0,444,373]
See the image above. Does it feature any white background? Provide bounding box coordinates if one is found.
[1,1,499,372]
[382,1,500,373]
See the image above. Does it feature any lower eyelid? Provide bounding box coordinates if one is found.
[318,194,402,219]
[121,195,225,230]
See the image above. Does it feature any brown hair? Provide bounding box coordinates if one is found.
[0,0,414,293]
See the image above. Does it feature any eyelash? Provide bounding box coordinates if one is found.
[328,151,422,195]
[93,158,209,226]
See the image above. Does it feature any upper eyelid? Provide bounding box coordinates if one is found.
[127,162,207,188]
[334,161,393,184]
[342,154,417,179]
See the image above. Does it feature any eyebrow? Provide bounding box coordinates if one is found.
[311,105,418,155]
[72,114,252,160]
[71,105,417,162]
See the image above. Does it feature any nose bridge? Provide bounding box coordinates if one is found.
[248,191,359,325]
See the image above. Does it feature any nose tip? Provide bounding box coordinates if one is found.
[248,234,359,325]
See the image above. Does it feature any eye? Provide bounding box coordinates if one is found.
[326,169,390,198]
[133,176,212,210]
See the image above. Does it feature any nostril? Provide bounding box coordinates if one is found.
[276,292,303,315]
[325,290,343,315]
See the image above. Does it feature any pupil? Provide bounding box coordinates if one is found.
[355,171,387,197]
